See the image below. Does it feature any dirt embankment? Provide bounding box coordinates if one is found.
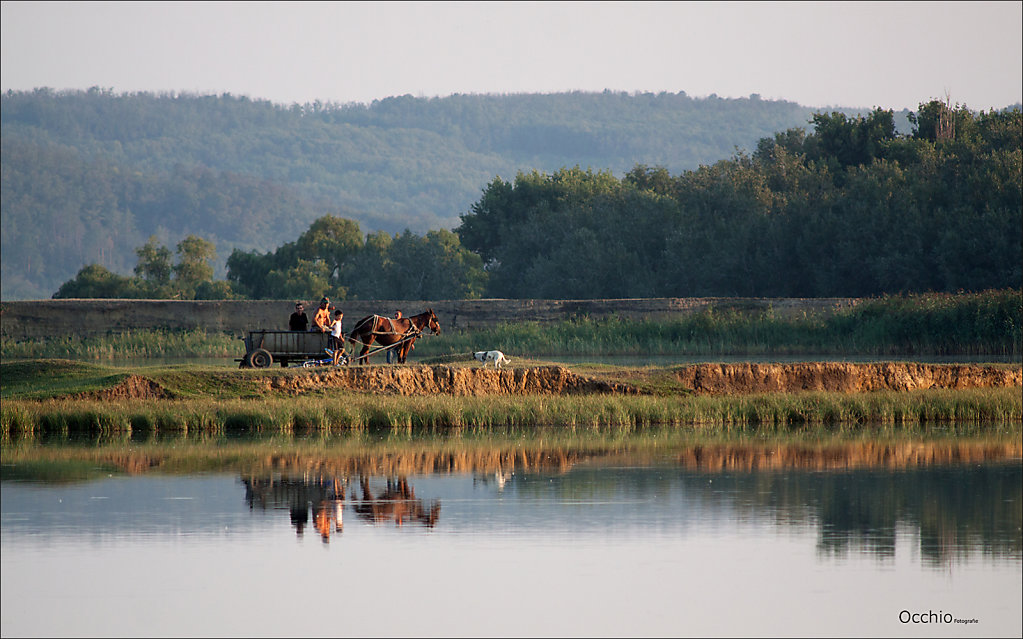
[262,365,636,396]
[675,362,1022,395]
[82,375,176,401]
[262,362,1020,397]
[76,363,1020,400]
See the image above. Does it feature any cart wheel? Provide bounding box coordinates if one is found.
[250,348,273,368]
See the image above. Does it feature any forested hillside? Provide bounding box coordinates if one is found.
[4,89,862,299]
[47,99,1021,302]
[456,102,1022,298]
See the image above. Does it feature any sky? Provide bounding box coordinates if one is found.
[2,1,1021,111]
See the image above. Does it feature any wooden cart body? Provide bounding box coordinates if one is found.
[239,330,332,368]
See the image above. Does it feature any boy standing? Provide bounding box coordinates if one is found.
[329,309,345,366]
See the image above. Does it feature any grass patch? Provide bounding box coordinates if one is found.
[0,359,131,400]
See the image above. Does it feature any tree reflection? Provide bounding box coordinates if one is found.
[510,461,1021,565]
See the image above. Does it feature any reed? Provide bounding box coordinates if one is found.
[3,388,1019,443]
[419,289,1021,358]
[2,290,1018,361]
[1,328,239,360]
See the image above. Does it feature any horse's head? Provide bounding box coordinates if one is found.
[426,309,441,335]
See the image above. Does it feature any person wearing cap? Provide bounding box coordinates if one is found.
[289,302,309,331]
[312,297,332,332]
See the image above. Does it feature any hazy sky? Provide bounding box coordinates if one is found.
[2,1,1021,111]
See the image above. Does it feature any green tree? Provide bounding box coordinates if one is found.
[296,215,363,288]
[263,259,332,301]
[52,264,138,299]
[344,230,394,298]
[133,235,173,296]
[173,235,216,298]
[380,229,487,299]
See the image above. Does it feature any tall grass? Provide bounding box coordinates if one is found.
[420,289,1022,358]
[3,389,1019,442]
[3,289,1019,360]
[1,328,240,360]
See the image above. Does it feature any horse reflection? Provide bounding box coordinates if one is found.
[353,476,441,528]
[241,473,440,540]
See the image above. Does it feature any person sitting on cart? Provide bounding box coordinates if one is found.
[289,302,309,331]
[312,297,332,332]
[329,309,345,366]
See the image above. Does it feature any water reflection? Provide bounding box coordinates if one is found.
[221,458,1023,565]
[3,436,1020,637]
[242,473,440,542]
[668,464,1023,565]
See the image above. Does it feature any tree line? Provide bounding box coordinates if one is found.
[3,88,864,299]
[53,218,486,301]
[458,99,1021,298]
[51,98,1020,301]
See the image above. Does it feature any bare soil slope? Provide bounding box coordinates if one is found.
[259,362,1019,397]
[673,362,1022,395]
[261,365,636,396]
[74,363,1020,400]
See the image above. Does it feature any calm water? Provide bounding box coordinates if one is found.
[2,450,1020,638]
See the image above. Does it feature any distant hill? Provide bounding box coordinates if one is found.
[2,88,909,299]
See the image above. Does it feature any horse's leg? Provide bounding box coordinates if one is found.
[398,337,414,363]
[355,333,374,365]
[361,335,375,364]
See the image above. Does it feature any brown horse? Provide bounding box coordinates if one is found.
[347,308,440,364]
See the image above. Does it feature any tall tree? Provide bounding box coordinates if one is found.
[173,235,216,298]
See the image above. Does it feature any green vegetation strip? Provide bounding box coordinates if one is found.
[426,289,1021,357]
[3,388,1020,442]
[1,328,240,360]
[3,290,1019,360]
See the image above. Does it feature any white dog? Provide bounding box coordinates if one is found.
[473,350,510,369]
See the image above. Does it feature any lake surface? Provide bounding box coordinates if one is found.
[2,439,1020,638]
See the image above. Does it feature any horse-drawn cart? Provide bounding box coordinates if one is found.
[238,309,441,368]
[237,328,414,368]
[238,330,333,368]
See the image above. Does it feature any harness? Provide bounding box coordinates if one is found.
[348,314,422,350]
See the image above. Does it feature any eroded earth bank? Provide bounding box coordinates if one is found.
[89,362,1022,400]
